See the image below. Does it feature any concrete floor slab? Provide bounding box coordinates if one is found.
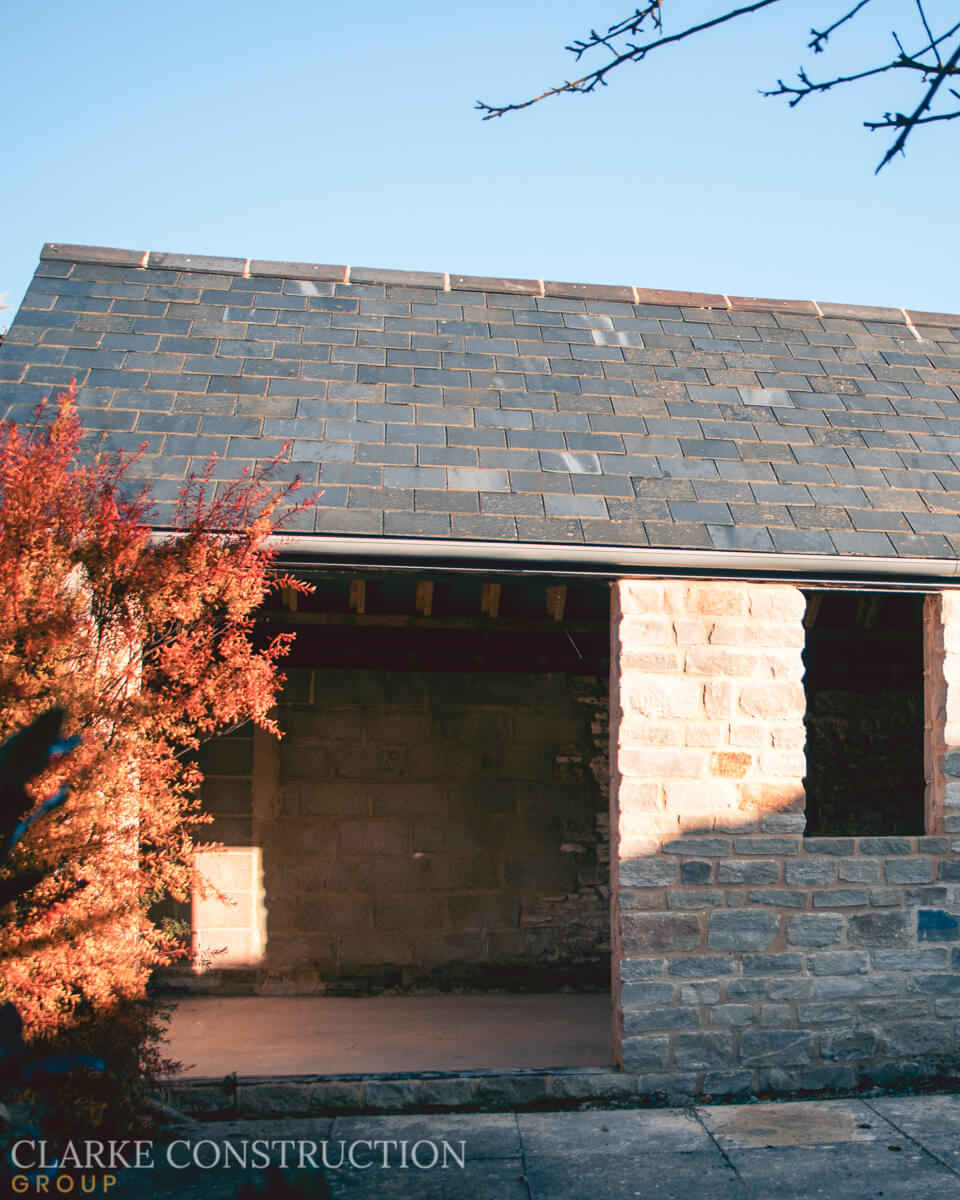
[167,994,612,1076]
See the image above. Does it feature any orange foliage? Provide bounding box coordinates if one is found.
[0,383,315,1039]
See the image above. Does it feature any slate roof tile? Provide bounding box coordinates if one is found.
[6,246,960,567]
[708,524,774,551]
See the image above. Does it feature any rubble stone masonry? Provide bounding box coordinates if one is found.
[611,580,960,1098]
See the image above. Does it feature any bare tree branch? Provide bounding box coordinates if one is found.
[765,59,920,108]
[476,0,785,118]
[478,1,960,171]
[764,46,959,108]
[872,40,960,171]
[768,16,960,104]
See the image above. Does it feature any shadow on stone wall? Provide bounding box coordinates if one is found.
[615,815,960,1102]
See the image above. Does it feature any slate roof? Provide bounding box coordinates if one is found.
[3,243,960,563]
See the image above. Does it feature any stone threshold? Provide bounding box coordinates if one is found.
[165,1067,960,1120]
[166,1067,638,1119]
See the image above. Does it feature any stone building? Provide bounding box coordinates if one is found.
[4,242,960,1099]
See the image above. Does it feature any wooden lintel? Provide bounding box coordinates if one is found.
[349,579,366,614]
[481,583,501,619]
[546,585,567,622]
[803,593,822,629]
[416,580,434,617]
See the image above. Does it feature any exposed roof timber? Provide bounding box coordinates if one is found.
[262,534,960,590]
[415,581,434,617]
[481,582,502,618]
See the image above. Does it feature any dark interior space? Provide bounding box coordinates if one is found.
[257,571,611,675]
[802,590,925,837]
[192,571,616,996]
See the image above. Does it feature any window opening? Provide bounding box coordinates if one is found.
[802,591,924,837]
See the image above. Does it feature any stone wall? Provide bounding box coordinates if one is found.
[193,667,609,994]
[611,579,960,1098]
[925,591,960,838]
[187,575,960,1095]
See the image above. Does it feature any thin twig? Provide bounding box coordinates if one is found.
[764,51,945,108]
[567,3,663,61]
[866,105,960,128]
[915,0,940,65]
[809,0,875,53]
[872,40,960,170]
[477,0,785,118]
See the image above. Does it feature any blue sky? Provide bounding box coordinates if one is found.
[2,1,958,325]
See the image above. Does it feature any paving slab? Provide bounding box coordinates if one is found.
[723,1143,960,1200]
[325,1159,529,1199]
[331,1112,521,1160]
[519,1108,712,1156]
[34,1091,960,1199]
[868,1093,960,1148]
[863,1093,960,1176]
[112,1165,288,1199]
[181,1115,336,1145]
[524,1150,749,1200]
[697,1097,898,1149]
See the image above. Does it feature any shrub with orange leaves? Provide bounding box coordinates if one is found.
[0,382,315,1048]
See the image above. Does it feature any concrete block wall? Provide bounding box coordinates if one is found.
[611,580,960,1097]
[194,667,609,994]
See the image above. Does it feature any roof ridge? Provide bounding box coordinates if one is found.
[38,243,959,328]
